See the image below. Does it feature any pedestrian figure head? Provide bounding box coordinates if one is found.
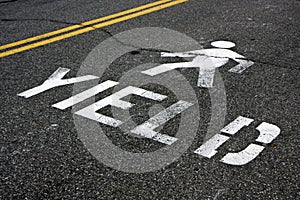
[211,41,236,49]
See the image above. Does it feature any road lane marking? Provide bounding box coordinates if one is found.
[0,0,171,51]
[0,0,188,58]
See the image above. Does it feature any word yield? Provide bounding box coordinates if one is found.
[18,68,281,166]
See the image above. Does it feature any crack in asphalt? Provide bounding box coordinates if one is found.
[0,18,77,25]
[0,17,171,54]
[0,0,18,4]
[0,17,299,71]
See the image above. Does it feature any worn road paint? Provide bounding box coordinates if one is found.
[0,0,188,58]
[75,86,167,127]
[195,116,254,158]
[220,144,265,165]
[196,56,228,87]
[194,134,230,158]
[142,41,254,88]
[195,116,281,165]
[221,122,281,165]
[0,0,171,51]
[52,80,119,110]
[255,122,281,144]
[130,100,193,145]
[17,67,99,98]
[220,116,254,135]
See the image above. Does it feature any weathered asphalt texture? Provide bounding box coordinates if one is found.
[1,0,299,199]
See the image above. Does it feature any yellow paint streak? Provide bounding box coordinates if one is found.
[0,0,188,58]
[0,0,171,51]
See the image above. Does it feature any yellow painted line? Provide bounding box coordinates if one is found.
[0,0,188,58]
[0,0,171,51]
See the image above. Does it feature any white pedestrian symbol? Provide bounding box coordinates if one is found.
[142,41,254,88]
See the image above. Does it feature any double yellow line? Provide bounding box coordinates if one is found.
[0,0,188,58]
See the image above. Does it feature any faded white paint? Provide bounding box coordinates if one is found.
[75,86,167,127]
[255,122,281,144]
[221,116,254,135]
[194,134,230,158]
[196,56,228,87]
[194,116,254,158]
[142,41,254,88]
[220,121,281,165]
[195,116,281,166]
[18,68,99,98]
[130,100,193,145]
[220,144,265,166]
[52,80,119,110]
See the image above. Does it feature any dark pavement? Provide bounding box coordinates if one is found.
[0,0,299,199]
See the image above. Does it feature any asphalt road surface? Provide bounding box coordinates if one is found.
[1,0,299,199]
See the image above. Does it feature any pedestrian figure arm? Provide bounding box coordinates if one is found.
[229,57,254,73]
